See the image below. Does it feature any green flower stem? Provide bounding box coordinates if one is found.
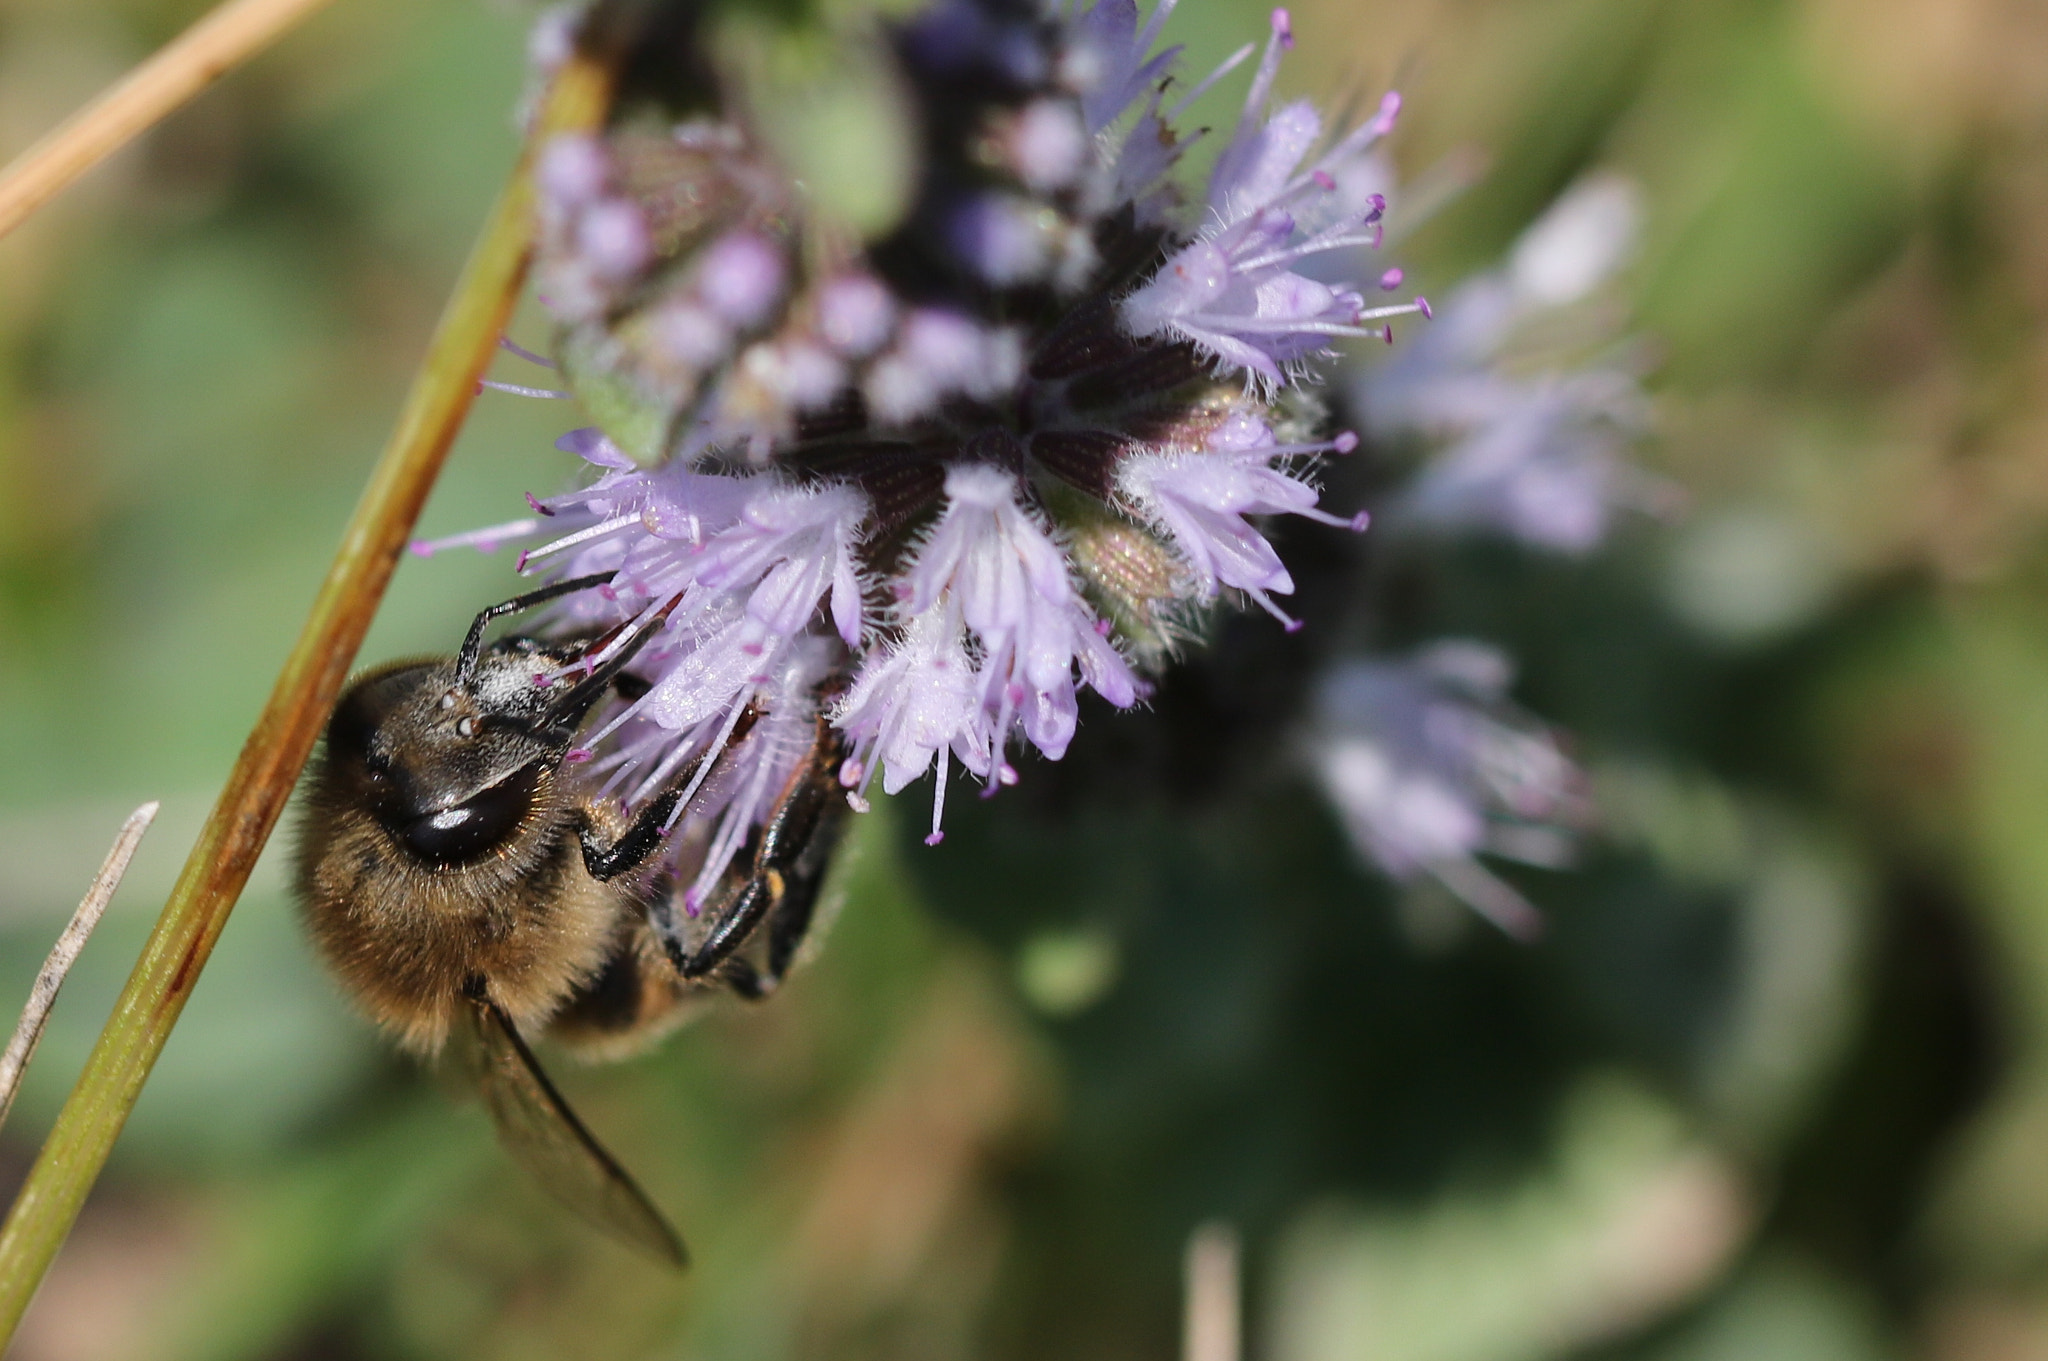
[0,49,613,1346]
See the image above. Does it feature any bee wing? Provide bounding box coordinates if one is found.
[461,994,688,1267]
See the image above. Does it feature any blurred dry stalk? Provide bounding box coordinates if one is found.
[1184,1223,1241,1361]
[0,802,156,1133]
[0,38,616,1350]
[0,0,340,241]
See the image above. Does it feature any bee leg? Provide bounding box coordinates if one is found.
[579,708,770,883]
[694,808,846,998]
[673,874,778,982]
[633,858,762,996]
[578,783,690,883]
[699,859,829,1000]
[763,840,837,982]
[717,957,769,1000]
[630,711,849,995]
[672,737,845,987]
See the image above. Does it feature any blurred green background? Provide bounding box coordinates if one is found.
[5,0,2048,1357]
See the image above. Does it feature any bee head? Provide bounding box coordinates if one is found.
[326,641,589,869]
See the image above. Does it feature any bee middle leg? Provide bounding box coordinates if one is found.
[669,864,781,985]
[661,862,810,1002]
[650,727,846,995]
[713,829,843,999]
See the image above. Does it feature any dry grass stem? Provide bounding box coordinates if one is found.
[0,49,615,1346]
[0,0,340,242]
[1183,1223,1241,1361]
[0,803,159,1134]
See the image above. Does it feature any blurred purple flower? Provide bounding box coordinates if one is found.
[1308,642,1589,938]
[1359,175,1669,553]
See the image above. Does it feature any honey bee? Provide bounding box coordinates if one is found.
[295,572,848,1265]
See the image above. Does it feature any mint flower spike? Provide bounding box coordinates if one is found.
[435,0,1422,856]
[1307,643,1591,940]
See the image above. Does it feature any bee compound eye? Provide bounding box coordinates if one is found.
[397,762,542,867]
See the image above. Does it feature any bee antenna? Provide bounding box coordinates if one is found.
[456,572,620,685]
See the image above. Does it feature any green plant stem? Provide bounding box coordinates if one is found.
[0,51,613,1347]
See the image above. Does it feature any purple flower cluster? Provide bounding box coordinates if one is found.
[429,0,1422,878]
[1306,643,1588,938]
[1277,176,1673,933]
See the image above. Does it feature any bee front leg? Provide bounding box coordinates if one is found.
[456,571,618,681]
[578,784,688,883]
